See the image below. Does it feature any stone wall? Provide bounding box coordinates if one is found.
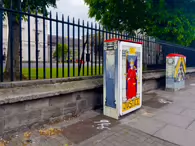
[0,68,195,135]
[0,87,103,135]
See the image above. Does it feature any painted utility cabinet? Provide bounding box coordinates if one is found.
[103,39,143,119]
[166,53,186,91]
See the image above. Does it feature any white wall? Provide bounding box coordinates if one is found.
[3,15,49,62]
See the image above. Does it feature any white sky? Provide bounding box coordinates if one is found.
[48,0,96,36]
[49,0,95,22]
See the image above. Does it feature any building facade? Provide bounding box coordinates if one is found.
[3,16,48,62]
[47,35,84,62]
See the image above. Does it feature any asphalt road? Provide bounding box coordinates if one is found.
[2,62,102,68]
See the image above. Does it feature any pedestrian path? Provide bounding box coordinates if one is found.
[1,80,195,146]
[0,110,178,146]
[126,79,195,146]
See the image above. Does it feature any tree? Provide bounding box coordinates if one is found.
[53,44,69,61]
[84,0,195,46]
[3,0,57,80]
[145,0,195,46]
[84,0,147,34]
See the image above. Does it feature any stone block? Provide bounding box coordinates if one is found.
[66,102,76,108]
[25,98,49,111]
[0,107,5,117]
[41,107,63,121]
[27,110,42,125]
[49,94,73,107]
[63,102,77,115]
[0,118,4,135]
[75,92,82,100]
[81,91,96,107]
[77,99,87,112]
[3,102,25,116]
[63,107,76,116]
[143,80,158,92]
[4,113,28,131]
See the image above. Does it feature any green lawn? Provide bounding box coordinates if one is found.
[22,66,103,79]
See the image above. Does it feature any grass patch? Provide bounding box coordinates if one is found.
[22,66,103,79]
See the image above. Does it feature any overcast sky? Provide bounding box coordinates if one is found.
[49,0,95,22]
[48,0,96,37]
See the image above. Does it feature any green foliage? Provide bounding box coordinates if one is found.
[3,0,57,80]
[145,0,195,46]
[84,0,195,46]
[84,0,147,33]
[53,44,69,60]
[3,0,57,23]
[4,0,56,13]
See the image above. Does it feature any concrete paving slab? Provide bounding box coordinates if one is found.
[124,116,166,135]
[187,120,195,131]
[153,111,194,128]
[180,109,195,119]
[155,124,195,146]
[161,104,186,114]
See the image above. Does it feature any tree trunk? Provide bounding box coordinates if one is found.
[4,0,27,81]
[4,13,21,81]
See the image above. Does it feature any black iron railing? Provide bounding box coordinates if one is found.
[0,6,195,82]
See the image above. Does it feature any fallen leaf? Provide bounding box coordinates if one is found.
[39,128,62,136]
[24,132,31,139]
[0,140,9,146]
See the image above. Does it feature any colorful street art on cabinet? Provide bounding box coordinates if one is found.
[174,57,186,82]
[121,47,141,114]
[166,53,186,91]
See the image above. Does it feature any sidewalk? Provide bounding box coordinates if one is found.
[0,110,177,146]
[127,79,195,146]
[1,79,195,146]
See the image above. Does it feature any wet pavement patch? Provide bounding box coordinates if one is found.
[62,115,119,144]
[143,96,172,109]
